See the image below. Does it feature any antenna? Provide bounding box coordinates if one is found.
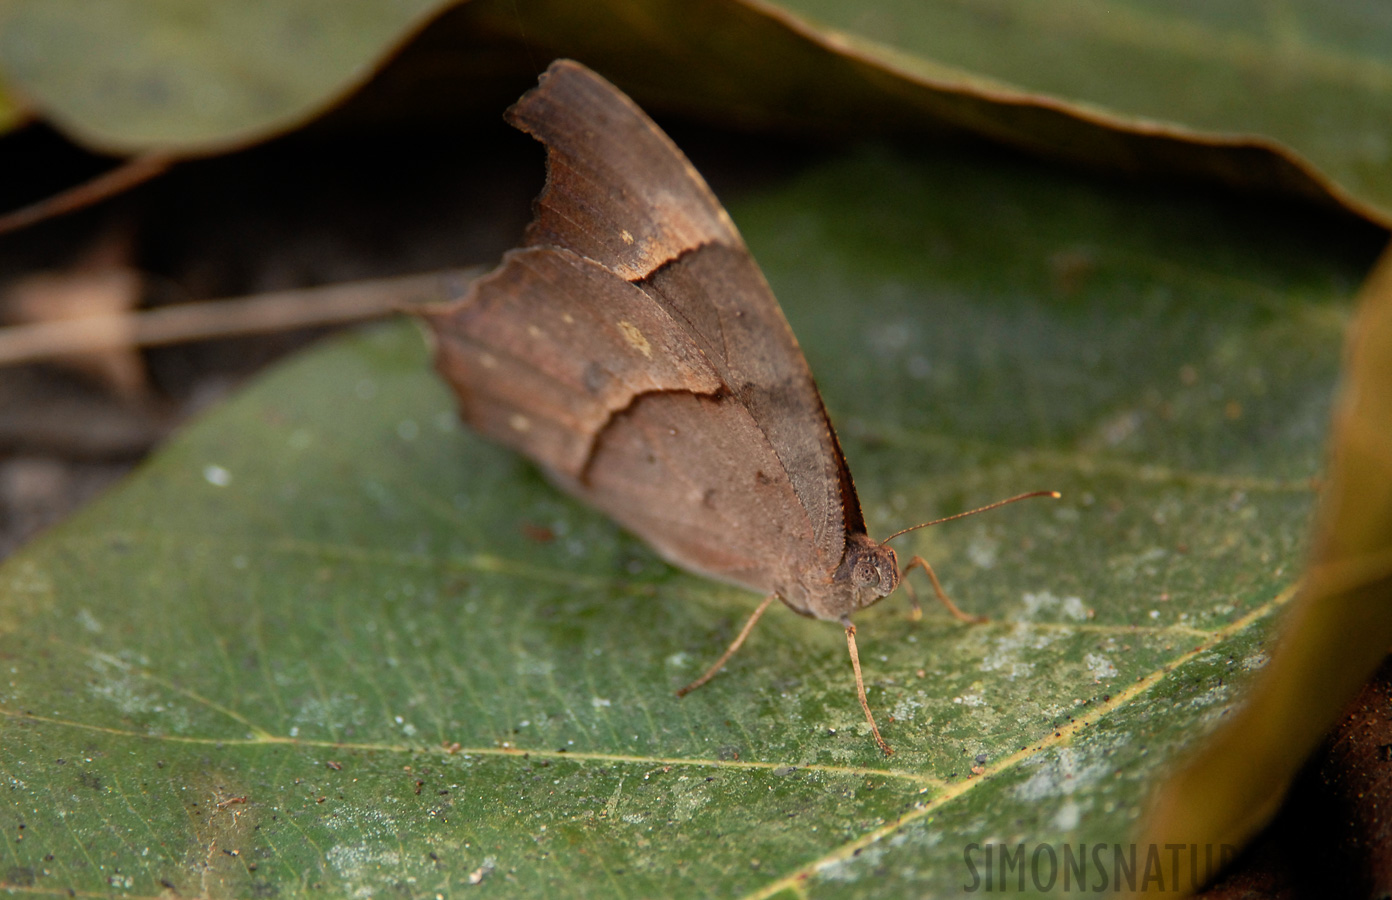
[882,491,1060,544]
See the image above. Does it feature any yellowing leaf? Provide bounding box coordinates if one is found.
[1137,244,1392,895]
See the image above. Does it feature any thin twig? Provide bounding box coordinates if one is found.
[0,153,175,236]
[0,267,484,367]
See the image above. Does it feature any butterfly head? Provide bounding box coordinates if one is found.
[830,533,901,616]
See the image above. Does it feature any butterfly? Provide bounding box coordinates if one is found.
[422,59,1054,755]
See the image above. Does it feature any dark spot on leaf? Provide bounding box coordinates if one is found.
[773,766,796,776]
[77,772,102,791]
[521,523,555,543]
[250,881,279,898]
[4,867,35,886]
[716,746,740,761]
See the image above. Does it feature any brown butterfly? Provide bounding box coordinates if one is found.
[422,60,1054,755]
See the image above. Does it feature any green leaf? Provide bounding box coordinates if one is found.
[0,146,1373,897]
[5,0,1392,226]
[761,0,1392,223]
[466,0,1392,222]
[0,0,454,152]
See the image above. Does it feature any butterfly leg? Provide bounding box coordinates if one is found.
[899,579,925,622]
[841,618,893,756]
[677,593,777,697]
[902,555,988,624]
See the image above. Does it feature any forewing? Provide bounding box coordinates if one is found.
[506,60,739,281]
[510,60,861,567]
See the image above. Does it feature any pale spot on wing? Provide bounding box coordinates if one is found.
[561,313,575,324]
[509,414,532,432]
[479,352,498,369]
[620,229,635,245]
[527,324,543,337]
[617,320,653,358]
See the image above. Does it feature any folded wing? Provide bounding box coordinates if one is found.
[505,60,860,571]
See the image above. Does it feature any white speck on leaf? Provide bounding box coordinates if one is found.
[1085,653,1118,680]
[1060,596,1088,621]
[1016,747,1109,801]
[1019,590,1086,621]
[967,535,999,569]
[980,624,1058,679]
[467,858,497,885]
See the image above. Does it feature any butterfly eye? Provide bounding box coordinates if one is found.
[852,559,881,588]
